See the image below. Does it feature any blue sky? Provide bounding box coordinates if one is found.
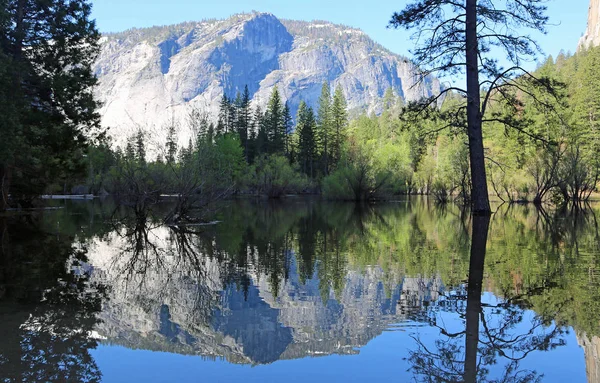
[91,0,590,68]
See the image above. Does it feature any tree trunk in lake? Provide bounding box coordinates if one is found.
[0,165,10,212]
[463,215,490,383]
[0,216,9,298]
[465,0,491,215]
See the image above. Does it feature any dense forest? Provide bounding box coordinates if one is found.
[82,45,600,214]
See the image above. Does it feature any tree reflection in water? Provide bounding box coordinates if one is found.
[408,214,567,383]
[102,206,223,327]
[0,215,106,383]
[1,199,599,380]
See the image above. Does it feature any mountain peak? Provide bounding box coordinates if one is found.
[93,14,440,151]
[579,0,600,50]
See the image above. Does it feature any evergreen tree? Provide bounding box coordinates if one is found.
[236,85,252,161]
[331,86,348,170]
[253,105,267,160]
[382,87,396,111]
[125,142,136,162]
[206,122,215,145]
[0,0,100,209]
[265,87,285,154]
[283,102,293,161]
[390,0,552,214]
[217,93,231,135]
[228,94,237,134]
[135,131,146,164]
[165,125,178,165]
[296,101,317,178]
[316,81,332,175]
[195,114,211,145]
[572,47,600,153]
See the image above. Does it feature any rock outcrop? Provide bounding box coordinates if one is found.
[93,12,441,150]
[579,0,600,50]
[577,333,600,383]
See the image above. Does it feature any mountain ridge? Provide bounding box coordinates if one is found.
[93,12,441,150]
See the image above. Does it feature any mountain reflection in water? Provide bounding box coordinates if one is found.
[0,198,599,382]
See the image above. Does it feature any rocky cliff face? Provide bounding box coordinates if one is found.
[87,230,445,364]
[580,0,600,50]
[577,333,600,383]
[93,12,441,149]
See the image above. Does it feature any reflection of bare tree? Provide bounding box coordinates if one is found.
[408,216,567,383]
[102,207,223,327]
[535,204,600,256]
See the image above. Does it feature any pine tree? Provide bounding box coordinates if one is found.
[265,87,285,154]
[253,105,267,160]
[296,101,317,178]
[217,93,231,135]
[390,0,552,214]
[135,130,146,164]
[236,85,252,161]
[206,122,215,145]
[125,141,136,162]
[572,47,600,153]
[166,125,178,165]
[316,81,332,175]
[382,87,396,111]
[195,115,211,145]
[283,101,293,161]
[228,94,237,134]
[330,85,348,170]
[0,0,100,209]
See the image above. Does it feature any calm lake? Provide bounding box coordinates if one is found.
[1,198,599,382]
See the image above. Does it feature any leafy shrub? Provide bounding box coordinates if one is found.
[249,155,309,198]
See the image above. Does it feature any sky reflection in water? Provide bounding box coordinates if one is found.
[0,198,598,382]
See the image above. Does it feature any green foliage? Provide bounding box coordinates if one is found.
[265,87,286,154]
[295,101,318,178]
[323,141,396,201]
[316,81,333,175]
[0,0,101,208]
[248,154,309,198]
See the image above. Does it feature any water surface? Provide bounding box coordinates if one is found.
[1,198,599,382]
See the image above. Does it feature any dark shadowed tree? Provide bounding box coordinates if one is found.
[283,101,293,160]
[165,124,178,165]
[390,0,552,214]
[237,85,252,161]
[0,0,101,210]
[316,81,332,176]
[265,87,285,154]
[296,101,317,178]
[217,93,231,135]
[331,85,348,171]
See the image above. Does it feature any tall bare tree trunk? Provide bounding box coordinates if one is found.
[0,165,10,212]
[463,215,490,382]
[465,0,492,215]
